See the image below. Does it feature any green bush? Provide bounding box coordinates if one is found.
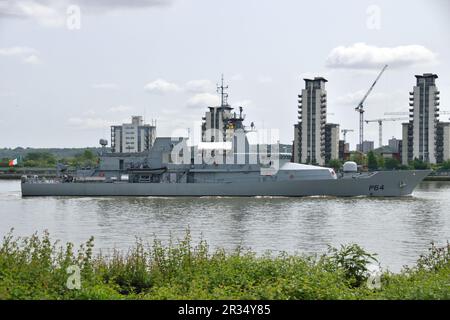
[0,230,449,300]
[367,151,378,171]
[410,158,430,170]
[23,152,57,167]
[384,158,400,170]
[439,160,450,170]
[327,159,342,171]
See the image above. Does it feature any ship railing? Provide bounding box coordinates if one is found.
[22,175,63,184]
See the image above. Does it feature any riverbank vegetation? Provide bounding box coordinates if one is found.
[0,150,98,170]
[0,230,448,300]
[328,152,450,172]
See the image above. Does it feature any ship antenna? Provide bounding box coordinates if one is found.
[217,74,229,106]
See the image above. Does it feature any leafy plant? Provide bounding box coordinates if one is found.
[326,244,378,287]
[384,157,400,170]
[417,241,450,272]
[327,159,342,171]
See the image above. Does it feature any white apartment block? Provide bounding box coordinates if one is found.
[293,77,327,165]
[402,73,442,164]
[111,116,156,153]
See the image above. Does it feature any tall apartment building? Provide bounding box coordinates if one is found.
[402,73,442,164]
[356,140,374,154]
[388,137,401,153]
[324,123,340,163]
[436,122,450,163]
[111,116,156,153]
[293,77,328,165]
[402,122,413,164]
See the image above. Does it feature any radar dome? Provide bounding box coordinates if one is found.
[99,139,108,147]
[343,161,358,172]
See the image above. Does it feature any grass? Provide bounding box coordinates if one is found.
[0,230,449,300]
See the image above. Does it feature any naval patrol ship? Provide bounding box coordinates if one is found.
[21,81,430,197]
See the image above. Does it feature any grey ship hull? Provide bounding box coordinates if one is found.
[21,170,430,197]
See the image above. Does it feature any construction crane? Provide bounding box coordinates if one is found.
[341,129,354,143]
[365,117,408,148]
[385,111,450,116]
[355,64,388,151]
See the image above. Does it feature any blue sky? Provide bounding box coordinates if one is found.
[1,0,449,148]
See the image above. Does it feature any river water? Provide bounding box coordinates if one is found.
[1,180,449,272]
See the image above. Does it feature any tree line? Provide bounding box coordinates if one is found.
[0,150,99,168]
[327,151,450,172]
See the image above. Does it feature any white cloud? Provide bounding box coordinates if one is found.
[0,0,173,27]
[144,79,182,94]
[92,83,119,90]
[0,46,37,56]
[0,46,42,64]
[4,1,65,27]
[326,43,437,69]
[186,93,220,108]
[109,105,133,113]
[68,117,113,129]
[185,79,215,93]
[23,54,41,64]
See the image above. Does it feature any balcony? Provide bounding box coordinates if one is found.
[409,97,414,101]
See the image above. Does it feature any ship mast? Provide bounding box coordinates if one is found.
[217,74,229,107]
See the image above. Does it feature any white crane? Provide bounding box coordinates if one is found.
[355,64,388,151]
[365,117,408,148]
[341,129,354,143]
